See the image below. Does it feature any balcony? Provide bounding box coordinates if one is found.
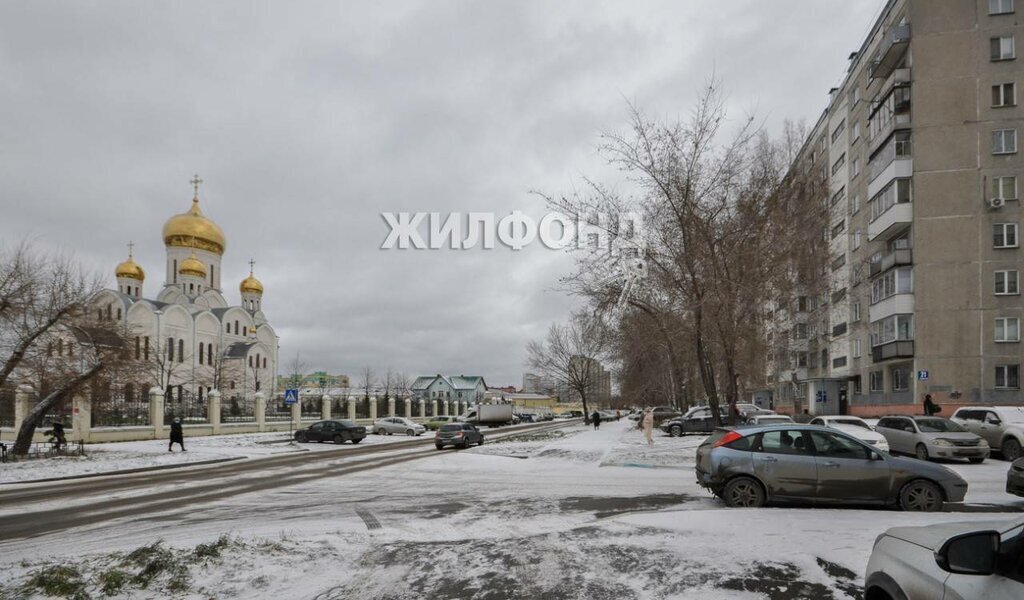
[868,202,913,241]
[872,340,914,362]
[870,293,915,322]
[832,322,848,337]
[870,248,913,276]
[869,24,911,80]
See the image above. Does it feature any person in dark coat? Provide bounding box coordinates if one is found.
[923,394,940,416]
[47,421,66,451]
[591,411,602,430]
[169,418,186,452]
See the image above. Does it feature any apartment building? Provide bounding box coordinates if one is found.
[771,0,1024,417]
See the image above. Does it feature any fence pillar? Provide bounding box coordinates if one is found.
[291,397,301,430]
[149,387,165,439]
[388,397,396,417]
[369,397,377,422]
[322,394,332,420]
[255,392,266,432]
[72,389,91,443]
[420,399,427,418]
[209,390,222,435]
[405,398,412,419]
[14,384,33,433]
[439,399,446,416]
[348,396,356,421]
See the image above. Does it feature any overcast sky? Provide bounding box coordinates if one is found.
[0,0,885,386]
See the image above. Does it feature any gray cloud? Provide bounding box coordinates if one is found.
[0,0,882,385]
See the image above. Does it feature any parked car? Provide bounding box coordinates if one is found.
[373,417,426,436]
[294,420,366,444]
[746,414,794,425]
[951,406,1024,461]
[649,405,682,426]
[435,423,484,449]
[517,413,538,423]
[1007,458,1024,497]
[808,415,889,453]
[864,517,1024,600]
[734,403,774,419]
[424,415,458,431]
[695,424,968,511]
[661,406,728,436]
[875,415,990,463]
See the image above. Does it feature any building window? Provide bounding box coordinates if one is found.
[996,270,1020,295]
[173,259,177,283]
[167,337,174,361]
[234,320,239,335]
[263,357,267,369]
[892,367,909,391]
[830,186,846,207]
[797,352,808,368]
[996,364,1020,389]
[993,129,1018,154]
[178,339,184,363]
[990,0,1015,14]
[831,119,846,144]
[852,338,862,358]
[134,336,140,360]
[871,267,913,304]
[225,322,230,334]
[831,153,846,176]
[851,302,862,322]
[198,342,204,365]
[993,83,1017,107]
[144,336,150,360]
[249,356,253,367]
[831,254,847,271]
[871,314,914,346]
[991,36,1016,60]
[869,371,884,392]
[852,375,862,395]
[994,223,1019,248]
[996,317,1021,342]
[852,122,861,142]
[831,220,846,239]
[851,157,860,178]
[207,344,213,365]
[993,176,1019,202]
[869,178,912,222]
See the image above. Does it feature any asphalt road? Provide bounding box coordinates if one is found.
[0,420,575,541]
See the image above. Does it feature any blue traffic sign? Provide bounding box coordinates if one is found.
[284,389,299,404]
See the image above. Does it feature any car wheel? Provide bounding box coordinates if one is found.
[351,438,362,444]
[457,442,468,449]
[669,425,682,438]
[295,432,307,443]
[478,438,484,446]
[333,435,344,445]
[406,429,415,436]
[435,444,444,450]
[722,477,766,508]
[1003,438,1023,461]
[898,480,943,512]
[376,428,386,436]
[969,457,985,464]
[914,444,930,461]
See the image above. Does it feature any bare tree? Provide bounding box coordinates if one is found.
[382,368,394,401]
[394,372,411,400]
[527,311,611,424]
[358,366,376,400]
[285,352,307,390]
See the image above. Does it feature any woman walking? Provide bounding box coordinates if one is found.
[642,408,654,445]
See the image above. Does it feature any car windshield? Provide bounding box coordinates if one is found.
[831,418,870,429]
[440,424,462,432]
[915,418,966,433]
[338,420,356,427]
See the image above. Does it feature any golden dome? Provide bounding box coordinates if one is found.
[240,273,264,295]
[163,197,226,255]
[115,256,145,281]
[178,252,207,278]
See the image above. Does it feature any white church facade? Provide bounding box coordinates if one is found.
[92,176,279,403]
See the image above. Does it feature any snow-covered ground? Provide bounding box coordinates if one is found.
[2,420,1023,599]
[0,429,430,484]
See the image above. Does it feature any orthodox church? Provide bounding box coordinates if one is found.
[92,176,278,401]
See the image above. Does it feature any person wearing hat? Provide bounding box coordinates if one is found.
[169,417,186,452]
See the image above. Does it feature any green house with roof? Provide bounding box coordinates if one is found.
[411,374,488,404]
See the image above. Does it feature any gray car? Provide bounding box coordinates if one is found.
[372,417,426,436]
[865,517,1024,600]
[695,424,968,511]
[875,415,990,463]
[951,406,1024,461]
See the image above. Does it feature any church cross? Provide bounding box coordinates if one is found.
[190,174,203,197]
[127,241,134,258]
[248,258,256,274]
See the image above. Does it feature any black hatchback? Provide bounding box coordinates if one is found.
[295,420,367,444]
[435,423,484,450]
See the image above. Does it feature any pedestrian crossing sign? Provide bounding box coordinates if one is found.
[284,389,299,404]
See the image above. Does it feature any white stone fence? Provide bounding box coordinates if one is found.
[0,386,476,444]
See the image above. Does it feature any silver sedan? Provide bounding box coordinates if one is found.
[875,415,990,463]
[372,417,426,436]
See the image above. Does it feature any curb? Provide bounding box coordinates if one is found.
[1,456,246,485]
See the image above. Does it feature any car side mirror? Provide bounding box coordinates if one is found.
[935,531,1000,575]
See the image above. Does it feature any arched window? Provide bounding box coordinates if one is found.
[262,357,267,369]
[198,342,204,365]
[173,260,178,283]
[198,386,204,401]
[144,336,150,360]
[210,265,214,286]
[116,308,122,320]
[134,336,140,359]
[106,305,112,319]
[167,337,174,361]
[207,344,213,365]
[234,320,239,335]
[189,283,194,293]
[225,322,230,334]
[256,353,261,369]
[248,356,253,367]
[177,339,184,363]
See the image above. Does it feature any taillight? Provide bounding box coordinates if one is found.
[713,431,743,448]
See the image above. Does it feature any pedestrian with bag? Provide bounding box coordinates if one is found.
[169,417,186,452]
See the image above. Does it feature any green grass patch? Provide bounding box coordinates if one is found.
[23,564,87,598]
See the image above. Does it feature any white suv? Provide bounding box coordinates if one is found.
[951,406,1024,461]
[864,518,1024,599]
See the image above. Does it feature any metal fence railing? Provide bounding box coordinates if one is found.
[92,390,151,427]
[300,399,320,419]
[164,391,209,424]
[221,395,257,423]
[1,440,85,463]
[355,398,370,419]
[265,399,291,422]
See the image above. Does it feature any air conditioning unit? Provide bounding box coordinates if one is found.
[989,197,1006,210]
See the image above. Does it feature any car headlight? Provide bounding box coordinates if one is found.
[933,439,954,447]
[978,439,990,446]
